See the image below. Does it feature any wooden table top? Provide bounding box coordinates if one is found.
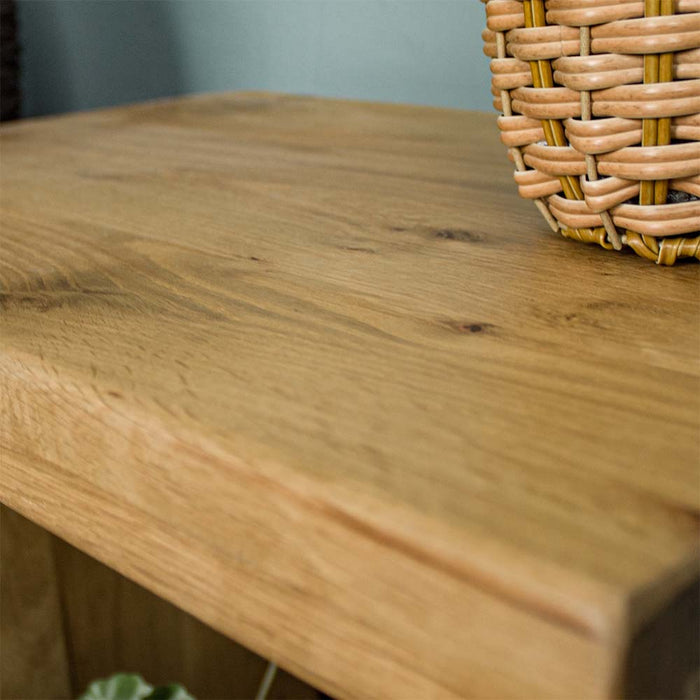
[1,92,698,699]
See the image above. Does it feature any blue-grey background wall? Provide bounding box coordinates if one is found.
[17,0,492,117]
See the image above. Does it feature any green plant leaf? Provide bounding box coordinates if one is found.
[147,684,195,700]
[79,674,195,700]
[79,673,153,700]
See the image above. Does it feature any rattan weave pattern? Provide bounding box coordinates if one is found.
[482,0,700,264]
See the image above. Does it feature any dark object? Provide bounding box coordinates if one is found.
[1,0,20,121]
[624,579,700,700]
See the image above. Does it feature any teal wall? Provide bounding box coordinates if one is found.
[17,0,492,117]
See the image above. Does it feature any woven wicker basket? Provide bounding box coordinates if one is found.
[481,0,700,264]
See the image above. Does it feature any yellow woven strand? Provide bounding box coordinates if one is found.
[655,0,674,205]
[524,0,583,201]
[640,0,661,207]
[524,0,593,248]
[627,0,676,261]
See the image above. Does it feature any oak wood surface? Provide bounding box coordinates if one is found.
[1,92,698,699]
[50,525,316,699]
[1,503,315,699]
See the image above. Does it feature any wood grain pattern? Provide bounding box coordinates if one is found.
[1,502,314,699]
[51,532,316,699]
[1,92,698,699]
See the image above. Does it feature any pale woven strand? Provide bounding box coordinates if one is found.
[579,25,623,249]
[481,0,700,264]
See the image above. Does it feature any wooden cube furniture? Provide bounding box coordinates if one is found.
[1,92,698,699]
